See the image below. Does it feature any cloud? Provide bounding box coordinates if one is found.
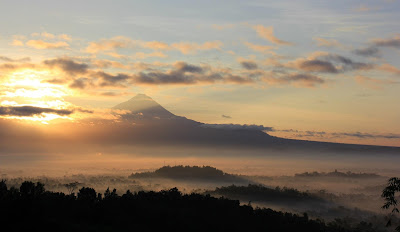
[11,40,24,46]
[277,129,400,140]
[201,123,273,131]
[86,37,222,55]
[26,40,69,49]
[252,25,293,45]
[44,58,89,75]
[353,46,380,57]
[86,36,133,53]
[141,41,170,50]
[221,115,231,119]
[297,60,338,73]
[171,41,223,54]
[313,37,342,48]
[240,61,258,70]
[355,75,397,90]
[99,92,121,97]
[243,41,275,53]
[44,78,67,84]
[283,73,325,87]
[0,56,31,62]
[373,36,400,48]
[332,132,400,139]
[32,31,55,39]
[132,51,167,59]
[174,61,204,73]
[91,59,130,69]
[0,63,36,72]
[378,63,400,74]
[326,54,374,71]
[31,32,72,41]
[283,53,372,74]
[0,106,73,117]
[133,62,253,85]
[69,78,90,89]
[95,71,131,87]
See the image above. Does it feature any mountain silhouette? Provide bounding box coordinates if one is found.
[113,94,175,119]
[107,94,400,154]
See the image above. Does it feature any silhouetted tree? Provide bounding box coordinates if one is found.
[0,179,7,192]
[104,187,118,200]
[77,187,97,202]
[19,181,44,199]
[0,179,7,198]
[64,181,80,195]
[382,177,400,231]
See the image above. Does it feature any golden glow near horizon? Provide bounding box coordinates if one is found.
[1,69,74,123]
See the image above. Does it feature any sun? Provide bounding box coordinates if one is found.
[0,69,74,122]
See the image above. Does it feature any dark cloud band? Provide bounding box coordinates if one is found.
[0,106,73,117]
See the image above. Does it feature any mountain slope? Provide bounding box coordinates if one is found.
[113,94,175,119]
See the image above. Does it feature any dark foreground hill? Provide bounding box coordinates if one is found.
[0,181,379,232]
[129,165,245,182]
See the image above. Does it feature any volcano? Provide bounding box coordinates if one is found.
[107,94,400,154]
[113,94,175,119]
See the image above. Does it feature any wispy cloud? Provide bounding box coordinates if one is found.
[353,46,380,57]
[243,41,275,54]
[26,40,69,49]
[0,56,30,63]
[171,41,223,54]
[355,75,397,90]
[373,35,400,48]
[313,37,343,48]
[202,123,273,131]
[251,25,293,46]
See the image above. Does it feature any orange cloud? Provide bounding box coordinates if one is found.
[252,25,293,45]
[142,41,170,50]
[85,36,133,53]
[355,75,397,90]
[379,63,400,75]
[11,40,24,47]
[313,37,343,48]
[171,41,223,54]
[133,52,167,59]
[26,40,69,49]
[243,41,275,53]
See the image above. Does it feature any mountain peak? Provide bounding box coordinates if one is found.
[128,94,153,101]
[113,94,175,119]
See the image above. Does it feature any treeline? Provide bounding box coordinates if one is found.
[129,165,241,181]
[295,170,380,178]
[0,180,379,232]
[207,184,324,203]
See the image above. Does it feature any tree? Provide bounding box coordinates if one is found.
[0,179,7,192]
[64,182,80,195]
[20,181,45,199]
[382,177,400,232]
[77,187,97,202]
[0,179,7,198]
[104,187,118,200]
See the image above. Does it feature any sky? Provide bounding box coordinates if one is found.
[0,0,399,146]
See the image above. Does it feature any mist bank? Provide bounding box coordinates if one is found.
[0,167,396,232]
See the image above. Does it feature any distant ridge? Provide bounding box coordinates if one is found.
[113,94,175,119]
[107,94,400,153]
